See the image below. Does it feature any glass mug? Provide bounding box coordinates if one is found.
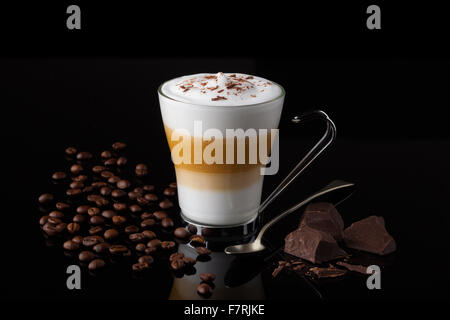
[158,78,335,227]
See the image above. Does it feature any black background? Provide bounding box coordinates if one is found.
[0,0,449,312]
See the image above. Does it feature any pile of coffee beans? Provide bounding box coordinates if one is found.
[38,142,215,297]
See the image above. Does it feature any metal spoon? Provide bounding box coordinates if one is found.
[224,180,355,255]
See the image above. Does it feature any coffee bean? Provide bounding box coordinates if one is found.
[113,203,127,211]
[200,273,216,282]
[38,193,54,204]
[112,142,127,151]
[147,239,161,248]
[111,189,126,198]
[174,227,190,239]
[135,164,149,177]
[92,242,110,253]
[128,191,140,200]
[143,185,155,192]
[76,205,90,214]
[125,225,139,234]
[79,250,95,262]
[87,207,100,216]
[70,164,83,175]
[55,202,70,211]
[169,252,184,261]
[163,187,177,196]
[72,235,83,244]
[141,230,156,240]
[117,180,130,190]
[55,223,67,233]
[159,199,174,209]
[63,240,79,251]
[70,181,84,189]
[136,196,150,206]
[197,283,212,296]
[101,150,112,159]
[87,194,102,202]
[140,212,154,220]
[129,233,145,242]
[73,214,86,223]
[169,182,177,188]
[153,211,167,220]
[65,146,77,156]
[77,151,93,161]
[161,241,176,250]
[108,176,120,184]
[101,170,114,179]
[95,197,109,207]
[91,181,107,189]
[83,186,94,193]
[47,217,62,225]
[92,165,105,174]
[101,210,116,219]
[170,259,184,270]
[104,158,117,166]
[39,215,49,226]
[82,235,104,247]
[134,187,144,194]
[112,215,126,225]
[43,223,57,236]
[145,247,157,255]
[196,247,212,256]
[49,210,64,219]
[66,188,82,197]
[90,215,104,225]
[161,218,174,229]
[132,262,150,271]
[187,224,198,234]
[100,186,112,196]
[136,243,146,252]
[67,222,80,234]
[104,228,119,240]
[89,226,103,235]
[144,193,158,201]
[52,171,67,180]
[136,163,148,171]
[138,255,154,265]
[109,244,128,254]
[190,235,206,246]
[141,218,155,228]
[117,156,127,166]
[88,258,105,270]
[73,174,88,182]
[183,257,196,266]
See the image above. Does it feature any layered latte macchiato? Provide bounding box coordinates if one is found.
[158,72,284,226]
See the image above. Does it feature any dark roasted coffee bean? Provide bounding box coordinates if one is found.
[55,223,67,233]
[83,186,94,193]
[104,228,119,240]
[88,207,100,216]
[87,194,101,202]
[79,250,95,262]
[136,196,149,206]
[145,247,157,255]
[143,185,155,192]
[135,164,149,177]
[100,186,112,196]
[82,235,104,247]
[161,217,174,229]
[90,215,104,225]
[190,235,206,246]
[128,191,140,200]
[104,158,117,166]
[43,223,57,236]
[101,210,116,219]
[134,187,144,194]
[138,255,154,265]
[109,244,128,254]
[170,258,184,270]
[169,252,184,261]
[88,258,105,270]
[135,163,148,170]
[65,146,77,156]
[77,151,93,161]
[72,235,83,244]
[129,233,145,242]
[89,226,103,235]
[187,224,197,234]
[174,227,190,239]
[101,150,112,159]
[47,217,62,225]
[141,230,156,240]
[39,215,49,226]
[67,222,80,234]
[112,142,126,151]
[101,170,114,179]
[196,247,212,256]
[52,171,67,180]
[141,218,155,228]
[164,187,177,196]
[153,211,167,220]
[136,243,146,252]
[169,182,177,188]
[197,283,212,296]
[91,181,107,189]
[38,193,54,204]
[49,211,64,219]
[113,202,127,211]
[111,189,126,198]
[63,240,79,251]
[183,256,196,266]
[112,215,126,225]
[140,212,154,220]
[95,198,109,207]
[70,164,83,175]
[76,205,90,214]
[125,225,139,234]
[92,242,110,253]
[117,180,130,190]
[66,188,82,197]
[200,273,216,282]
[117,156,127,166]
[129,204,142,213]
[73,214,86,223]
[132,262,149,271]
[147,239,161,248]
[92,165,105,174]
[73,174,88,182]
[70,181,84,189]
[144,193,158,201]
[159,199,174,209]
[108,176,120,184]
[55,202,70,211]
[161,241,176,250]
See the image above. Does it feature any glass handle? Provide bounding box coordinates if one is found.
[258,110,337,214]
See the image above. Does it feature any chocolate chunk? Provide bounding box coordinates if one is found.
[343,216,396,255]
[299,202,344,241]
[284,225,348,264]
[308,266,347,278]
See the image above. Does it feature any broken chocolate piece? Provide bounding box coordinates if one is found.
[308,266,347,278]
[336,261,370,274]
[299,202,344,241]
[284,225,348,264]
[343,216,396,255]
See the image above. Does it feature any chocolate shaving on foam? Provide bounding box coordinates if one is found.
[217,89,224,93]
[207,85,219,90]
[211,96,227,101]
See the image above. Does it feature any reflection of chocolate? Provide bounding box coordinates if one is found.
[344,216,396,255]
[299,202,344,241]
[284,225,347,264]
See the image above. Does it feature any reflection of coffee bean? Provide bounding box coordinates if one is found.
[183,257,196,266]
[197,283,212,296]
[65,147,77,156]
[52,171,67,180]
[159,199,174,209]
[161,218,174,229]
[38,193,54,204]
[174,227,190,239]
[190,235,206,246]
[63,240,79,251]
[170,252,184,261]
[79,250,94,262]
[200,273,216,282]
[70,164,83,175]
[88,258,105,270]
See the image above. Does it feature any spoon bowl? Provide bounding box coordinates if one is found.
[224,241,266,255]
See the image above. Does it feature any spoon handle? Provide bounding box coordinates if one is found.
[255,180,354,242]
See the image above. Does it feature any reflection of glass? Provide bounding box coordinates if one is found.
[169,244,265,300]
